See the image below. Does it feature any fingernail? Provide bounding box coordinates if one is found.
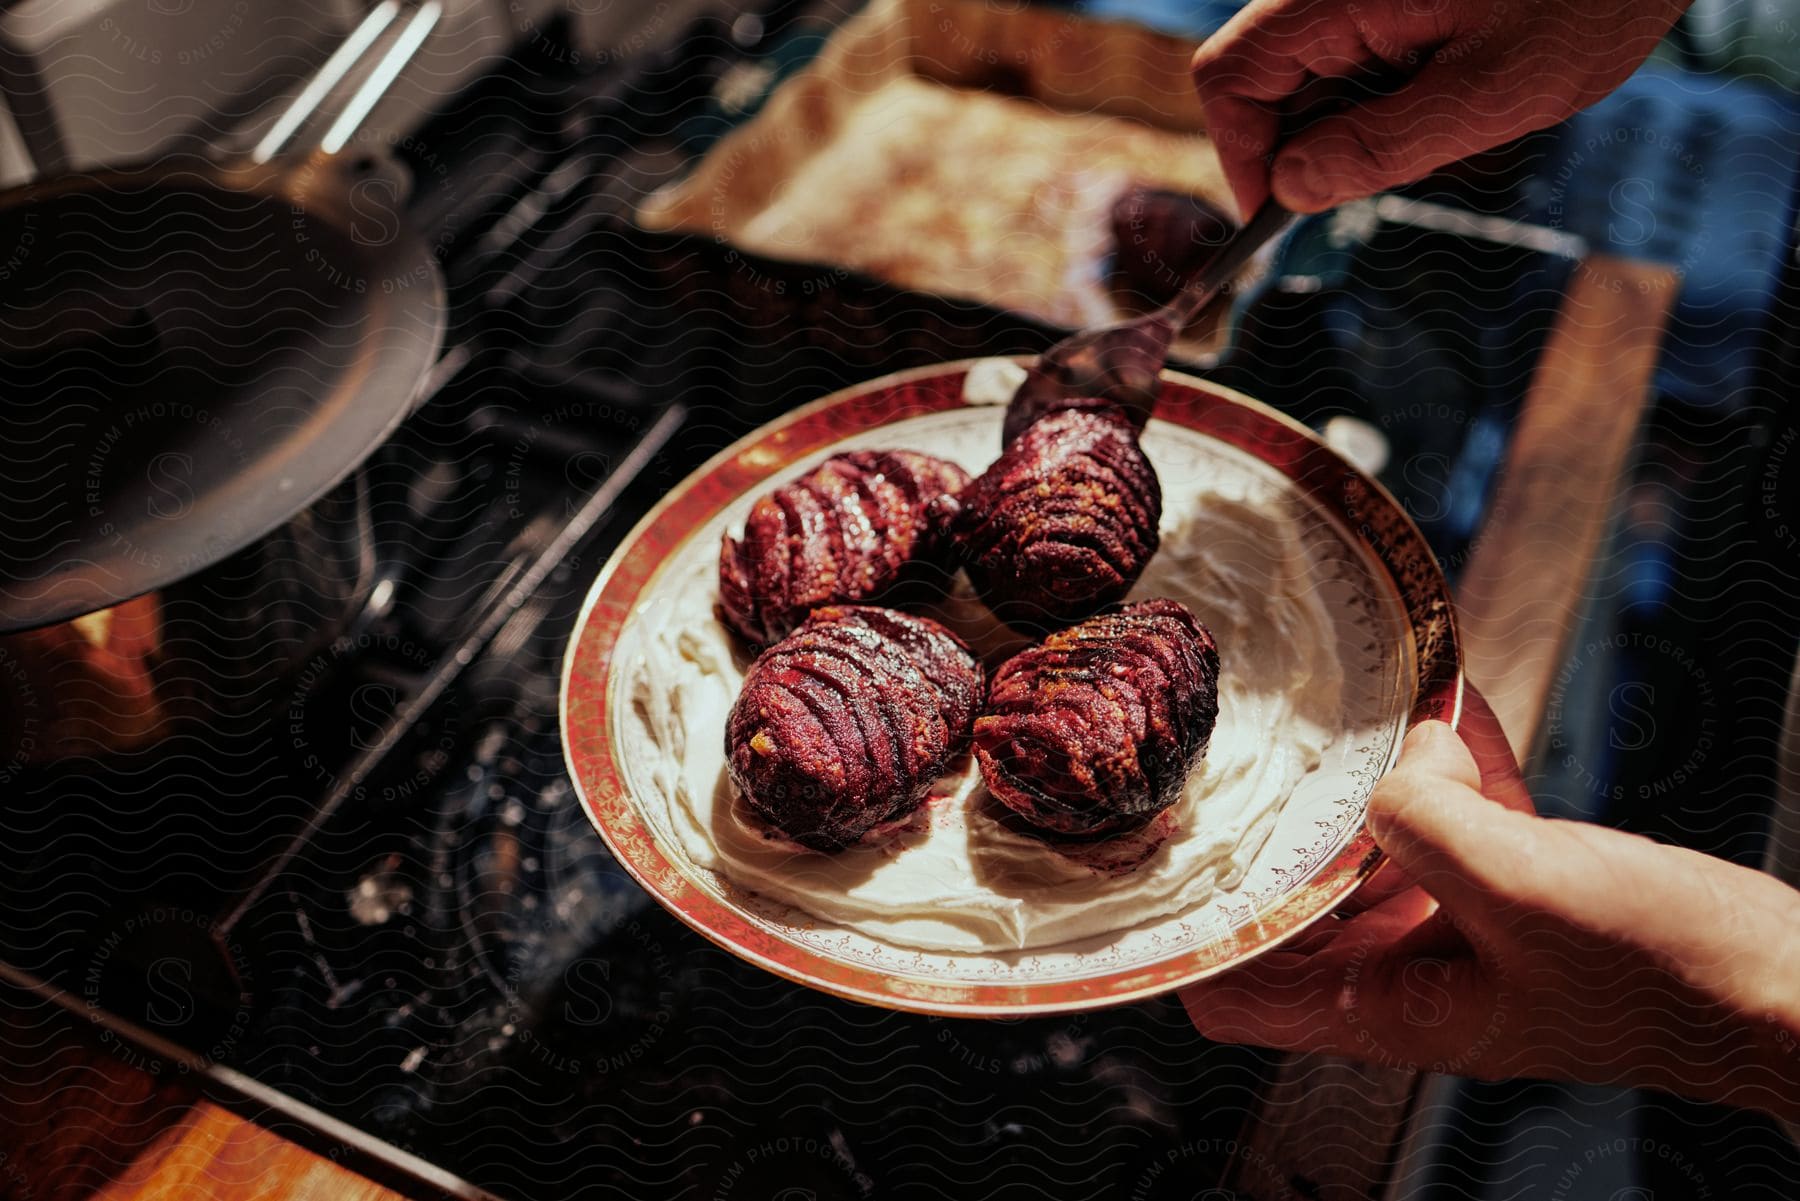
[1389,723,1453,781]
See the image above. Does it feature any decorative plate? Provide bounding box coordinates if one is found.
[561,361,1461,1016]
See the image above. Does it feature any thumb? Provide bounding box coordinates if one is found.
[1456,685,1535,815]
[1367,722,1543,923]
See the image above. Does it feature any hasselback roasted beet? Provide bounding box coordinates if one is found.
[718,450,970,647]
[1001,391,1135,448]
[726,605,981,852]
[976,598,1219,838]
[950,409,1161,633]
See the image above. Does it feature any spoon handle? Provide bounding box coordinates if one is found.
[1160,199,1295,328]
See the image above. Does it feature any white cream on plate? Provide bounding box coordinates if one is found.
[619,376,1344,954]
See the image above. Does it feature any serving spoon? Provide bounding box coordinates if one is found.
[1005,64,1421,439]
[1005,198,1295,438]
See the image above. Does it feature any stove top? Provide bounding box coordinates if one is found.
[0,6,1572,1198]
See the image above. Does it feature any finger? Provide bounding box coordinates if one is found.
[1348,921,1498,1071]
[1456,684,1534,815]
[1390,719,1482,791]
[1268,53,1575,211]
[1197,92,1279,220]
[1186,907,1499,1074]
[1192,0,1454,218]
[1200,885,1429,984]
[1380,903,1472,962]
[1343,689,1533,918]
[1346,705,1497,921]
[1306,877,1436,949]
[1181,945,1355,1054]
[1183,885,1435,1048]
[1366,723,1543,921]
[1192,0,1439,103]
[1191,2,1378,222]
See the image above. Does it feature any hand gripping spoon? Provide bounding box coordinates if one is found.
[1003,70,1408,441]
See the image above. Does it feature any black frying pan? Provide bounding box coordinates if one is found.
[0,150,445,633]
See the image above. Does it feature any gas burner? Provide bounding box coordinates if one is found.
[446,708,699,1073]
[449,716,584,999]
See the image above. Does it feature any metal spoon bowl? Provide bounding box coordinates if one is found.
[1006,199,1295,441]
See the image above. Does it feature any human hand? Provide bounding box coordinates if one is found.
[1180,688,1800,1122]
[1190,0,1691,217]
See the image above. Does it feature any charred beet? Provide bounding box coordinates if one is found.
[976,598,1219,838]
[950,409,1161,634]
[719,450,969,647]
[726,606,981,852]
[1110,185,1235,307]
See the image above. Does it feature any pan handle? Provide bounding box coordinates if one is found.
[212,0,445,219]
[243,0,443,196]
[248,2,404,165]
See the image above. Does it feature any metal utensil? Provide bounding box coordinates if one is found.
[1006,67,1425,440]
[1006,200,1295,438]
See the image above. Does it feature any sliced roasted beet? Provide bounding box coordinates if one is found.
[718,450,970,647]
[727,606,982,852]
[952,410,1161,634]
[976,599,1219,838]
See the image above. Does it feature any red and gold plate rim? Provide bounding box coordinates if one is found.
[559,359,1463,1016]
